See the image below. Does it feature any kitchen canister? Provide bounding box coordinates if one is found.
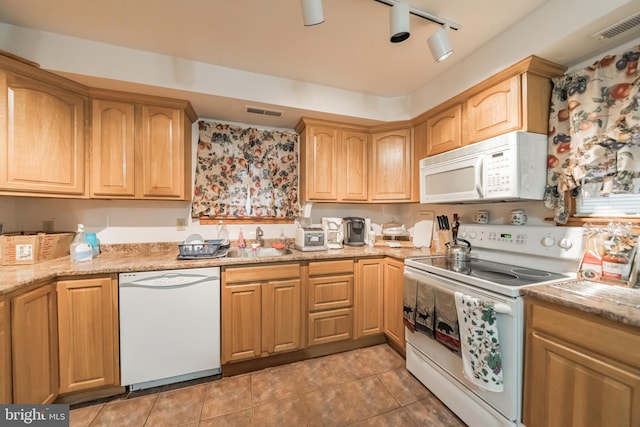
[473,210,489,224]
[510,209,527,225]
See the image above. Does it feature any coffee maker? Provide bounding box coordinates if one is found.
[343,217,367,247]
[322,217,344,249]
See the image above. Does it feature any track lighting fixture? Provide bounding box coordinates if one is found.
[427,26,454,63]
[300,0,324,26]
[389,2,410,43]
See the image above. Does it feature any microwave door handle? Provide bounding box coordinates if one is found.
[475,157,484,198]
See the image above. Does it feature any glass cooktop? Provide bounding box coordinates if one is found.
[407,256,569,288]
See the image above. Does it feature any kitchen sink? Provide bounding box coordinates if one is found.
[226,247,293,258]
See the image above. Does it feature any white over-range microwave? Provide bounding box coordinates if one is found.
[420,131,548,204]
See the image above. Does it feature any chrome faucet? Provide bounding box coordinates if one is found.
[256,226,264,248]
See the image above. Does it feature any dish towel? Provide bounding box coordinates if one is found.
[454,292,504,392]
[402,275,418,332]
[433,286,460,353]
[415,279,435,337]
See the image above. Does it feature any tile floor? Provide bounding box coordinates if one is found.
[70,344,466,427]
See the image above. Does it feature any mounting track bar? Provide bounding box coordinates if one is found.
[371,0,462,30]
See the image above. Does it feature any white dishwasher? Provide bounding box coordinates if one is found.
[119,266,221,390]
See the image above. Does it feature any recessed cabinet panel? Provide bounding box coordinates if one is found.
[308,308,353,346]
[57,277,118,393]
[306,126,339,200]
[340,131,368,201]
[139,105,184,198]
[466,76,521,143]
[12,284,58,404]
[355,259,384,338]
[222,282,262,363]
[0,72,85,195]
[426,104,462,156]
[370,129,412,201]
[91,99,136,196]
[383,258,405,351]
[0,298,10,404]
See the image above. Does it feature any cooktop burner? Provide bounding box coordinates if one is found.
[407,257,569,288]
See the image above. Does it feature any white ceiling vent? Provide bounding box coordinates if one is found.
[245,106,284,117]
[591,12,640,40]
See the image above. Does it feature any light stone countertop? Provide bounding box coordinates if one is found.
[0,242,433,297]
[522,280,640,328]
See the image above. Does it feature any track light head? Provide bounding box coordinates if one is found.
[389,2,410,43]
[300,0,324,26]
[428,26,453,63]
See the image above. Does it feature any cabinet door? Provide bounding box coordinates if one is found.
[355,259,384,338]
[91,99,136,197]
[222,282,262,363]
[0,71,85,196]
[0,298,10,404]
[466,76,521,143]
[263,279,301,354]
[524,333,640,427]
[383,258,405,351]
[308,274,354,312]
[304,126,339,201]
[370,129,412,201]
[138,105,186,199]
[308,308,353,346]
[426,104,463,156]
[57,277,119,393]
[12,284,58,404]
[340,131,368,201]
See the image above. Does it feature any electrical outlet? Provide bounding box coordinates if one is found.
[176,218,187,231]
[43,220,55,232]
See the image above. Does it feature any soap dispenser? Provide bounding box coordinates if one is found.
[70,224,93,262]
[238,228,246,249]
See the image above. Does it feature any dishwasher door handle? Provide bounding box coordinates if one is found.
[121,275,219,289]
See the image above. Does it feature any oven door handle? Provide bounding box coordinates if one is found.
[494,303,512,316]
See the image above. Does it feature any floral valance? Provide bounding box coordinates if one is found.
[545,46,640,222]
[191,121,299,219]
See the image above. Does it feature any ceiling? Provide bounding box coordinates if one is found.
[1,0,640,128]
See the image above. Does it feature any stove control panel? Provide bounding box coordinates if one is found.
[458,225,584,260]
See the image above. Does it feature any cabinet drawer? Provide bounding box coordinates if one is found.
[528,300,640,369]
[224,263,300,284]
[308,308,353,346]
[309,260,354,276]
[308,274,354,311]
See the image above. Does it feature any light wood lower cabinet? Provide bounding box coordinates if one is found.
[11,283,59,404]
[307,260,355,346]
[57,276,119,394]
[523,297,640,427]
[0,297,10,403]
[383,257,405,352]
[355,258,384,338]
[222,264,301,363]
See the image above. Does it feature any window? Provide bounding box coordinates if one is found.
[191,121,299,222]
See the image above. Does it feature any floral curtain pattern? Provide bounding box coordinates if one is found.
[191,121,299,218]
[545,46,640,223]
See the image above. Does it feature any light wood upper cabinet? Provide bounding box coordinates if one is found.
[426,104,463,156]
[383,257,405,353]
[57,276,119,394]
[466,76,520,143]
[12,283,59,404]
[355,258,384,338]
[0,298,10,404]
[523,297,640,427]
[0,70,86,197]
[340,131,369,201]
[370,128,412,201]
[222,263,301,363]
[415,56,566,157]
[297,120,369,202]
[91,94,194,200]
[91,99,136,197]
[299,124,339,201]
